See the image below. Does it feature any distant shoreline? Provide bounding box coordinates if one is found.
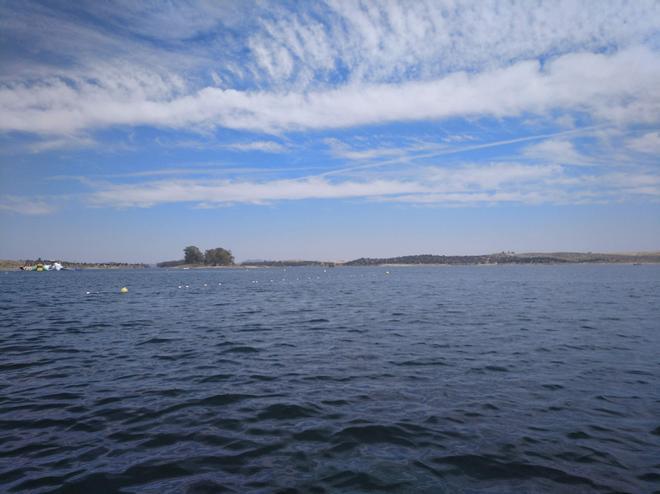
[0,260,149,271]
[341,252,660,266]
[240,252,660,267]
[3,251,660,271]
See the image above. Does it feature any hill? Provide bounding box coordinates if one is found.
[343,252,660,266]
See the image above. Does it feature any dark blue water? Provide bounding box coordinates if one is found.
[1,265,659,493]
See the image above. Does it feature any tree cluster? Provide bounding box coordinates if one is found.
[183,245,234,266]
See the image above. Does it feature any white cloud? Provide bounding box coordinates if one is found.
[226,141,287,153]
[324,138,414,161]
[382,190,572,206]
[627,132,660,154]
[5,0,658,88]
[427,163,561,190]
[523,139,590,165]
[443,134,477,143]
[0,196,57,215]
[248,0,660,86]
[1,1,659,139]
[87,177,421,207]
[28,135,96,153]
[0,4,205,84]
[86,1,245,41]
[2,46,658,136]
[81,161,660,208]
[321,127,603,179]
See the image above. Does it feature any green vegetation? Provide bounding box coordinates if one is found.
[158,245,235,268]
[155,260,186,268]
[241,260,336,267]
[157,249,660,268]
[204,247,234,266]
[184,246,204,264]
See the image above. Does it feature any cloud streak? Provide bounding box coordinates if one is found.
[0,196,57,215]
[627,132,660,155]
[1,47,658,137]
[83,161,660,209]
[226,141,288,153]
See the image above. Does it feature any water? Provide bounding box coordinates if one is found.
[1,265,659,493]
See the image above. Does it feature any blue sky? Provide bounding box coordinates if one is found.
[1,0,659,262]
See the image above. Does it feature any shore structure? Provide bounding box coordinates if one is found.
[3,252,660,272]
[0,260,150,271]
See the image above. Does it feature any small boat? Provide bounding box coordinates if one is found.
[20,262,64,271]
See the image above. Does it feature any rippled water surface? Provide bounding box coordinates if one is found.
[1,265,659,493]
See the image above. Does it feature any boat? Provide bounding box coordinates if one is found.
[20,262,64,271]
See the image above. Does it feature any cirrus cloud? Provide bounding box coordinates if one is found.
[0,195,58,215]
[1,47,659,136]
[81,161,660,210]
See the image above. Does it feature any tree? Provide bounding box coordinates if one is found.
[184,245,204,264]
[204,247,234,266]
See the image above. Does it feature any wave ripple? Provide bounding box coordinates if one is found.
[1,265,659,493]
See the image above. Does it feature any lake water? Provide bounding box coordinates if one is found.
[1,265,659,493]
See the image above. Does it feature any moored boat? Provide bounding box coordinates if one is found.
[20,262,64,271]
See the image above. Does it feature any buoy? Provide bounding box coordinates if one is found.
[120,287,128,294]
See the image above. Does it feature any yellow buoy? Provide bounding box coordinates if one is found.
[120,287,128,294]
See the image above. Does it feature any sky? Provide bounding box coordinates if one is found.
[1,0,660,263]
